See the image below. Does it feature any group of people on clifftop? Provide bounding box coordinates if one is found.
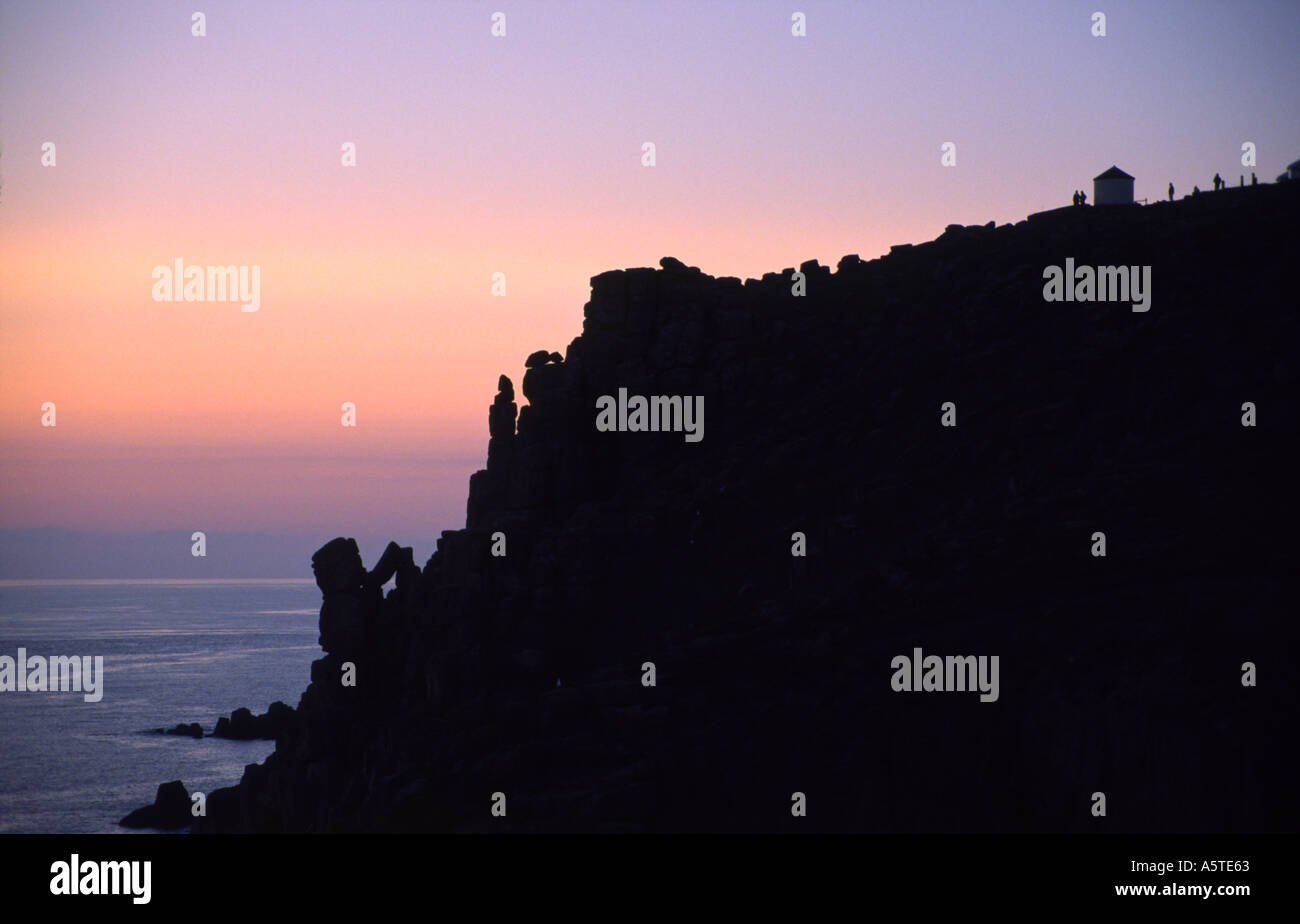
[1072,171,1261,206]
[1168,172,1257,201]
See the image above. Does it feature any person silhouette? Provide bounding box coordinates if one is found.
[1213,173,1223,191]
[1251,172,1258,185]
[1192,185,1200,196]
[1079,190,1087,205]
[1168,182,1174,201]
[1072,190,1079,206]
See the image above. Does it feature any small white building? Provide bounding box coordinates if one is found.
[1093,165,1135,205]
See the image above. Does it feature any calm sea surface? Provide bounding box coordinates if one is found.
[0,580,320,834]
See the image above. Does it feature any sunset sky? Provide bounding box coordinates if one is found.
[2,0,1298,572]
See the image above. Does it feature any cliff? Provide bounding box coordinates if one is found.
[192,182,1299,832]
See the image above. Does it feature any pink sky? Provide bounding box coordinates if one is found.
[2,0,1298,546]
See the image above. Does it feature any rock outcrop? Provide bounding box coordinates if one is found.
[120,781,192,830]
[212,702,296,741]
[160,722,203,738]
[184,182,1297,833]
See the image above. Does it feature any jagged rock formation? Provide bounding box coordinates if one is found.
[192,182,1298,833]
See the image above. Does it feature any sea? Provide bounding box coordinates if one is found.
[0,580,322,834]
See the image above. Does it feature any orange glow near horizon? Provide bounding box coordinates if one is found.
[4,0,1298,537]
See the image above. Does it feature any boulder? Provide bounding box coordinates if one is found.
[521,362,566,404]
[311,537,365,594]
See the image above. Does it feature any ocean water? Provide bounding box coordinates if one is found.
[0,580,321,834]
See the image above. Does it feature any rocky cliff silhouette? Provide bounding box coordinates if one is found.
[186,182,1298,832]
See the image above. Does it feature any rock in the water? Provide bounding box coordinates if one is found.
[161,722,203,738]
[212,702,295,740]
[119,780,191,830]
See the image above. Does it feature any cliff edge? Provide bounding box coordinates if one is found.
[193,183,1299,832]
